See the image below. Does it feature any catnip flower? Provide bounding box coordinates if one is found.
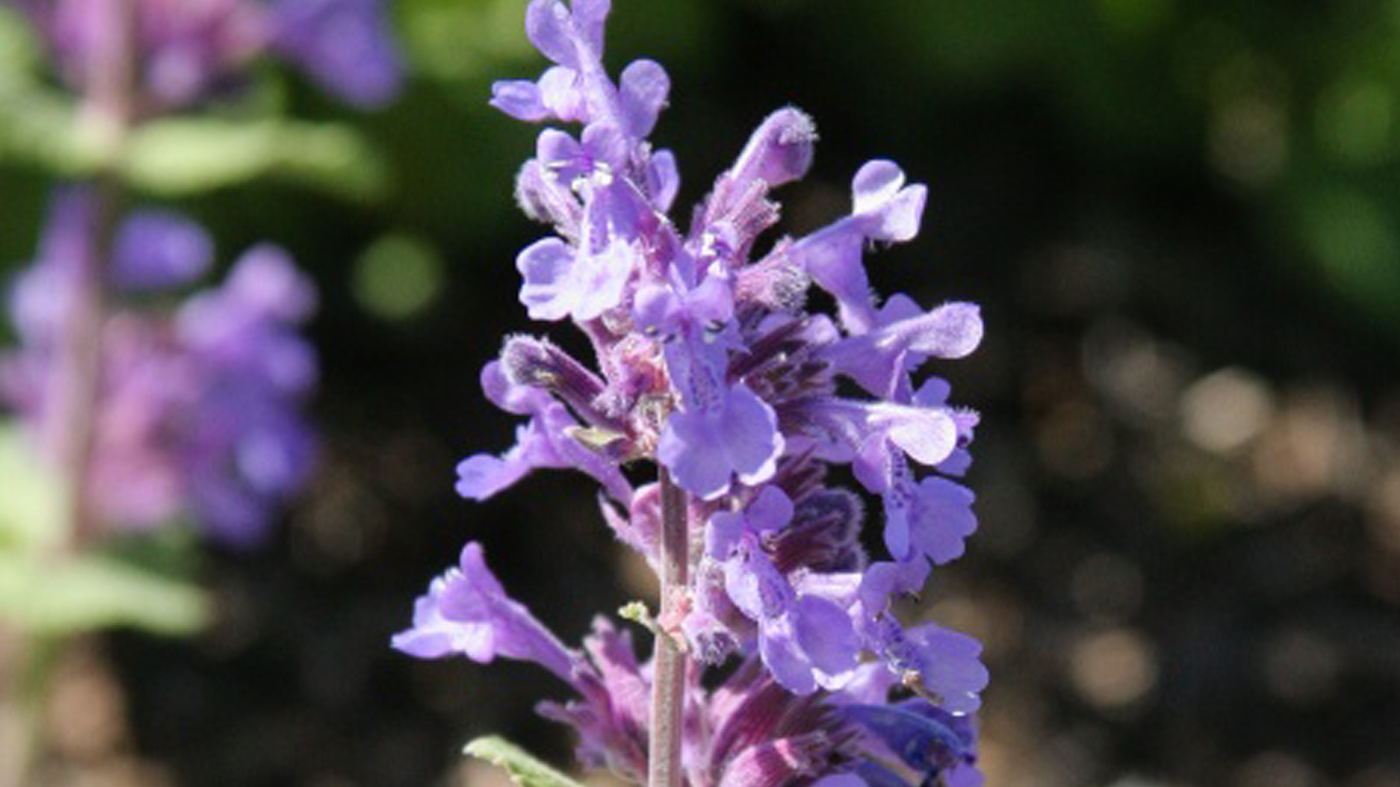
[398,1,990,783]
[0,189,318,546]
[4,0,402,110]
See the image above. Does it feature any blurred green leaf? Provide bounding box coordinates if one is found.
[1295,187,1400,334]
[0,88,108,177]
[401,0,532,83]
[0,70,387,200]
[0,551,207,636]
[123,117,389,201]
[0,422,64,552]
[463,736,587,787]
[0,425,206,636]
[0,6,41,80]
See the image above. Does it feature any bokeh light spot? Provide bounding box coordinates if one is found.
[1180,367,1274,454]
[1069,627,1158,710]
[352,233,444,321]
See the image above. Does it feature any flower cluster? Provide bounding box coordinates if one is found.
[396,1,988,785]
[397,544,981,787]
[3,0,401,110]
[1,189,318,546]
[0,0,401,547]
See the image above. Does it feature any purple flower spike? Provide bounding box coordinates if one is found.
[271,0,403,108]
[402,1,993,779]
[112,209,214,292]
[173,243,319,546]
[2,193,318,546]
[392,542,581,684]
[11,0,405,110]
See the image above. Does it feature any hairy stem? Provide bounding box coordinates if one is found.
[648,468,688,787]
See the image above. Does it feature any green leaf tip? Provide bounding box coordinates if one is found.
[462,736,587,787]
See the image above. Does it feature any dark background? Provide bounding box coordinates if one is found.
[3,0,1400,785]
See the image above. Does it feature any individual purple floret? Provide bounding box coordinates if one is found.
[0,190,318,546]
[842,700,983,787]
[398,0,990,783]
[112,208,214,291]
[5,0,402,111]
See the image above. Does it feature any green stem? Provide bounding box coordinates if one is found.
[647,468,688,787]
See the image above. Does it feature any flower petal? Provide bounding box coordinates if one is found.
[619,59,669,138]
[525,0,579,68]
[516,237,577,320]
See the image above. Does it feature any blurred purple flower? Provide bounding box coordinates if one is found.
[269,0,403,108]
[7,0,402,110]
[1,192,318,546]
[112,208,214,291]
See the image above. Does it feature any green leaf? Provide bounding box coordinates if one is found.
[122,117,389,201]
[0,6,43,80]
[0,88,387,201]
[0,551,208,636]
[0,422,64,552]
[0,87,107,177]
[463,736,588,787]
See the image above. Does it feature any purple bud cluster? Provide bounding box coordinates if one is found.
[396,2,988,785]
[1,189,318,546]
[4,0,401,110]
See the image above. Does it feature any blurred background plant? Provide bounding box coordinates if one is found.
[1,0,1399,786]
[0,0,398,783]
